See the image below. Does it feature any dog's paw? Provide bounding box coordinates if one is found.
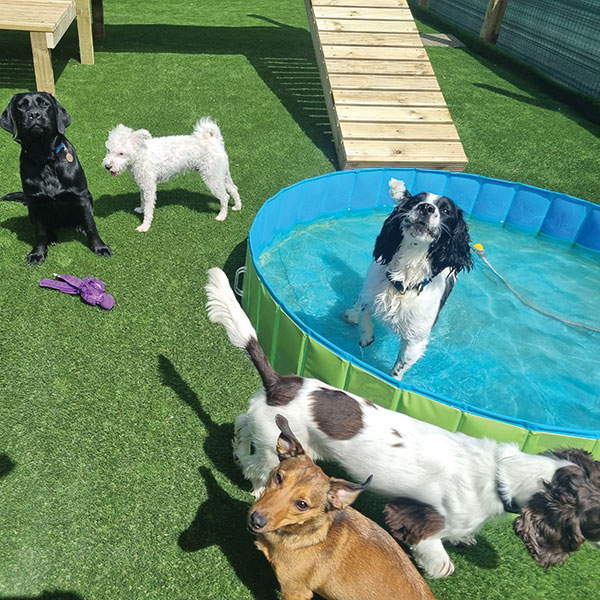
[342,308,360,326]
[26,250,47,265]
[448,535,477,548]
[231,205,242,212]
[94,244,113,258]
[215,211,227,222]
[427,558,455,579]
[136,224,150,232]
[134,206,144,214]
[359,334,374,348]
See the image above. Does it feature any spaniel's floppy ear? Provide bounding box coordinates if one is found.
[275,414,305,461]
[48,94,71,134]
[0,96,17,136]
[430,207,474,276]
[373,205,405,265]
[513,465,587,567]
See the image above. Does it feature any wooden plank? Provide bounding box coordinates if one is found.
[320,32,424,47]
[313,7,413,20]
[338,105,454,122]
[316,18,417,33]
[333,89,448,106]
[344,140,468,165]
[322,45,428,60]
[313,0,409,7]
[330,73,441,90]
[339,121,462,140]
[325,59,434,75]
[46,3,76,48]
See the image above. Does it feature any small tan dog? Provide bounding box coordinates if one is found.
[248,415,436,600]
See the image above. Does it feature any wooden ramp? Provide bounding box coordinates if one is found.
[305,0,468,170]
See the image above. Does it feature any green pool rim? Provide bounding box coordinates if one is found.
[242,168,600,458]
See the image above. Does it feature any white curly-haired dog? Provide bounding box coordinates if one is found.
[102,117,241,231]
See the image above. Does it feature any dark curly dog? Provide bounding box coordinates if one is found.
[1,92,111,265]
[513,448,600,567]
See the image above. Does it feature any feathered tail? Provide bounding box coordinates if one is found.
[193,117,224,142]
[205,268,278,391]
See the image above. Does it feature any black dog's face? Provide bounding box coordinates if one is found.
[0,92,71,141]
[401,192,461,243]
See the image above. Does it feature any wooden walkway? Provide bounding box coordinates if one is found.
[304,0,468,170]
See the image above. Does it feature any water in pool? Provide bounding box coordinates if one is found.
[258,209,600,432]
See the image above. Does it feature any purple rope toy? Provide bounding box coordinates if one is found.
[39,274,114,310]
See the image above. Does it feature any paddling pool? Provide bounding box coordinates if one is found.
[241,169,600,456]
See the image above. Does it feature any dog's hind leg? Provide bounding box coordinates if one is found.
[137,182,157,232]
[204,180,231,222]
[226,174,242,212]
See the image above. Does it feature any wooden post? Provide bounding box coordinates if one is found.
[480,0,509,44]
[75,0,95,64]
[92,0,104,39]
[30,31,55,94]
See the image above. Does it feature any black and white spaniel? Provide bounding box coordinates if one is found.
[205,267,600,579]
[344,179,473,379]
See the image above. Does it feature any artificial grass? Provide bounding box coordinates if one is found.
[0,1,598,599]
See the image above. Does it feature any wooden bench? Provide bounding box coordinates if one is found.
[0,0,100,95]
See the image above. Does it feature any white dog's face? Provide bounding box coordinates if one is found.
[102,124,150,176]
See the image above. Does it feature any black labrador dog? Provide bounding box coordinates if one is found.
[0,92,111,265]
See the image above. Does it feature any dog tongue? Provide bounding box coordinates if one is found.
[110,172,118,177]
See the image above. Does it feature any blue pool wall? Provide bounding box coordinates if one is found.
[246,168,600,448]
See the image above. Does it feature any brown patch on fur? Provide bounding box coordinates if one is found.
[391,429,403,447]
[310,388,363,440]
[266,375,304,407]
[384,497,445,546]
[363,397,379,409]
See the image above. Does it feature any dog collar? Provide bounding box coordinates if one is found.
[385,271,431,295]
[56,142,64,153]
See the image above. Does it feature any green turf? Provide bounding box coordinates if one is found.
[0,1,598,599]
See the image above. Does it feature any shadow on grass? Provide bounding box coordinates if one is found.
[0,593,84,600]
[0,454,15,479]
[179,467,278,600]
[92,16,335,165]
[157,354,246,488]
[94,189,222,221]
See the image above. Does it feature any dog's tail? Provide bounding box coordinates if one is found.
[1,192,28,205]
[205,267,278,391]
[193,117,224,142]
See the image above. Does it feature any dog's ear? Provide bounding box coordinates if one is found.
[389,178,411,206]
[49,94,71,134]
[0,96,17,136]
[132,129,152,146]
[373,205,405,265]
[275,414,305,460]
[513,465,588,567]
[430,205,474,276]
[327,474,372,510]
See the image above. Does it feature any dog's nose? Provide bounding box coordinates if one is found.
[104,164,112,170]
[249,510,267,530]
[418,203,436,215]
[27,111,42,121]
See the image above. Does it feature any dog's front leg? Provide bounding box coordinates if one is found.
[136,182,157,232]
[280,583,313,600]
[80,192,112,257]
[26,211,49,265]
[391,338,428,380]
[358,304,375,348]
[412,537,455,579]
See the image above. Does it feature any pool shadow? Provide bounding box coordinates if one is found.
[178,466,278,600]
